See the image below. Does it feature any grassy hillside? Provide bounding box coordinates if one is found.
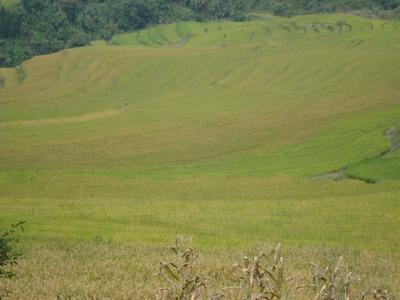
[1,14,400,247]
[0,0,18,7]
[112,14,400,48]
[1,13,400,298]
[0,15,400,248]
[1,15,399,179]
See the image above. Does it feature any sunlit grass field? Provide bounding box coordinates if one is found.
[1,13,400,298]
[0,0,18,8]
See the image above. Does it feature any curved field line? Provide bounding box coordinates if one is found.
[0,110,119,127]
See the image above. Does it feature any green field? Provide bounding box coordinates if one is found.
[0,0,18,8]
[1,13,400,298]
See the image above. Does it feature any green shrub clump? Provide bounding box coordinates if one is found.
[0,222,24,299]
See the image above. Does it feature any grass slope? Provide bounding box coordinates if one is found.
[0,0,19,8]
[0,14,400,252]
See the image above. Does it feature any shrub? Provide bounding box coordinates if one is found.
[272,3,294,17]
[0,40,31,67]
[67,30,90,48]
[15,65,26,84]
[0,74,5,88]
[0,222,25,298]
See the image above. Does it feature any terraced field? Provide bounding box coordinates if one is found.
[0,13,400,298]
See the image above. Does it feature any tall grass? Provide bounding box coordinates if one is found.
[155,240,398,299]
[3,241,398,299]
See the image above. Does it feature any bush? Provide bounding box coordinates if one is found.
[0,222,24,298]
[15,65,26,84]
[272,3,294,17]
[0,40,31,68]
[0,74,5,88]
[67,30,90,48]
[167,5,194,22]
[394,7,400,18]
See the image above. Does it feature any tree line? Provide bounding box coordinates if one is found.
[0,0,399,67]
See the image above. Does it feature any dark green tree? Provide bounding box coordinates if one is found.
[20,0,73,54]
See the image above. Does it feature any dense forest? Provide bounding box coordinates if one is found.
[0,0,399,67]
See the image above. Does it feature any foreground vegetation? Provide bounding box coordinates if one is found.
[1,241,399,299]
[155,240,397,299]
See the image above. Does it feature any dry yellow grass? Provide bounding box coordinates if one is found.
[1,242,399,299]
